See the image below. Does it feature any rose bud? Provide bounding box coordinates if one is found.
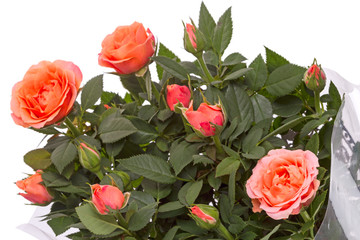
[98,22,156,75]
[16,170,53,205]
[183,101,224,137]
[91,184,127,215]
[166,84,191,111]
[303,59,326,92]
[78,142,101,173]
[246,149,320,220]
[11,60,82,129]
[189,204,219,230]
[183,23,205,55]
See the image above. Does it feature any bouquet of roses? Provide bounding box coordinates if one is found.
[12,3,341,240]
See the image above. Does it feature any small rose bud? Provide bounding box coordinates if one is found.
[183,101,224,137]
[166,84,191,111]
[78,142,101,173]
[189,204,219,230]
[91,184,128,215]
[16,170,53,204]
[303,59,326,92]
[183,23,205,55]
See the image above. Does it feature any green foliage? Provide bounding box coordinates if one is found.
[19,3,340,240]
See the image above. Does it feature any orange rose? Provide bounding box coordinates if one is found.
[10,60,82,129]
[91,184,125,215]
[166,84,191,111]
[16,170,53,204]
[98,22,155,75]
[246,149,320,220]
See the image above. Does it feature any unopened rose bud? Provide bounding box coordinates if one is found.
[166,84,191,111]
[189,204,219,230]
[182,101,224,137]
[78,142,101,173]
[303,59,326,92]
[184,23,205,55]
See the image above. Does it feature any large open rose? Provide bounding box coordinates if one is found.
[98,22,155,75]
[11,60,82,129]
[246,149,320,220]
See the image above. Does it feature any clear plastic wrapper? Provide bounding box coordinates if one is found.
[18,69,360,239]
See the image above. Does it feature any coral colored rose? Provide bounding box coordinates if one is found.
[246,149,320,220]
[304,61,326,92]
[98,22,156,75]
[186,23,197,49]
[190,204,219,230]
[184,102,224,137]
[16,170,53,204]
[191,205,216,224]
[166,84,191,111]
[91,184,125,215]
[11,60,82,129]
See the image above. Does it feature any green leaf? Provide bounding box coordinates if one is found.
[245,54,268,90]
[119,74,143,97]
[81,75,103,110]
[207,171,221,190]
[98,112,137,143]
[213,7,232,55]
[75,203,118,235]
[158,201,184,213]
[198,2,216,48]
[272,95,303,117]
[185,180,203,205]
[24,148,52,170]
[51,141,77,173]
[163,226,180,240]
[152,56,188,80]
[242,127,263,153]
[266,64,306,97]
[305,133,319,154]
[128,203,157,231]
[170,140,201,175]
[141,179,172,200]
[215,157,240,177]
[309,190,328,218]
[42,171,70,187]
[224,68,252,81]
[223,52,247,66]
[128,117,158,145]
[47,216,74,236]
[224,83,254,123]
[251,94,272,124]
[119,154,176,184]
[328,81,342,111]
[242,146,266,159]
[192,155,214,166]
[300,114,329,138]
[265,47,290,73]
[260,224,281,240]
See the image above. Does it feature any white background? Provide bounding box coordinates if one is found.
[1,0,360,239]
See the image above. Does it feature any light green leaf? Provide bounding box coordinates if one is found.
[266,64,306,97]
[119,154,176,184]
[24,148,52,170]
[75,203,118,235]
[81,75,103,110]
[215,157,240,177]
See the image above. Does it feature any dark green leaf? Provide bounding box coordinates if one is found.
[260,224,281,240]
[310,190,328,218]
[215,157,240,177]
[185,180,203,205]
[163,226,180,240]
[305,133,319,154]
[198,2,216,48]
[265,46,290,73]
[152,56,188,80]
[223,52,247,66]
[81,75,103,110]
[245,54,268,90]
[207,171,221,190]
[24,148,52,170]
[213,7,232,55]
[328,81,342,111]
[272,95,303,117]
[141,179,172,200]
[47,216,74,236]
[128,117,158,144]
[128,203,157,231]
[266,64,306,97]
[242,127,263,153]
[119,154,176,184]
[251,94,272,123]
[51,141,77,173]
[224,68,252,81]
[158,201,184,213]
[98,113,137,143]
[170,140,201,175]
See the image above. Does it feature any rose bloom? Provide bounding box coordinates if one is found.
[184,102,224,137]
[11,60,82,129]
[91,184,125,215]
[98,22,155,75]
[246,149,320,220]
[166,84,191,111]
[16,170,53,204]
